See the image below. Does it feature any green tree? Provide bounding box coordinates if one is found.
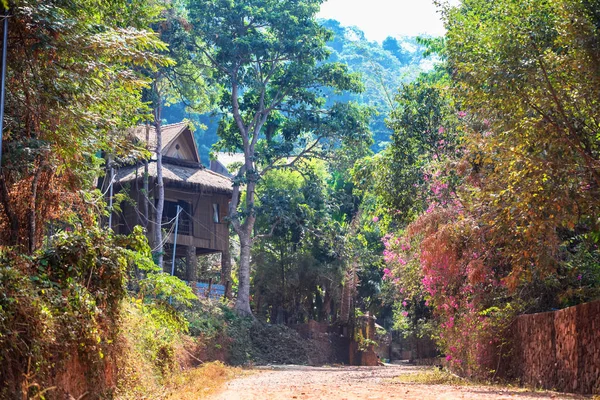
[187,0,372,315]
[353,67,459,225]
[252,162,345,323]
[140,3,215,267]
[444,0,600,286]
[0,0,169,251]
[382,36,412,65]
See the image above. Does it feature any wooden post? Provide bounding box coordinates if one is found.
[220,247,232,298]
[0,11,8,170]
[186,245,197,294]
[224,280,231,301]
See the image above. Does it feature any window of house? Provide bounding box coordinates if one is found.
[162,200,192,235]
[212,203,220,223]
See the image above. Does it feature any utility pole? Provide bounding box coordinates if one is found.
[170,205,181,277]
[0,10,9,170]
[169,205,181,304]
[108,167,114,228]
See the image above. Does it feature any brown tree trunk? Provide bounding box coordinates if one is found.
[153,96,164,269]
[0,175,19,246]
[28,164,43,253]
[220,244,232,298]
[234,232,253,316]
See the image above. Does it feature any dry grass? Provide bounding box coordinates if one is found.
[164,362,243,400]
[394,368,470,386]
[393,368,592,399]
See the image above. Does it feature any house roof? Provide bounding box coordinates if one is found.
[212,153,298,169]
[115,161,233,194]
[130,122,188,152]
[213,152,245,169]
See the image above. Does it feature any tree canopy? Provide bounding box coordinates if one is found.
[186,0,372,314]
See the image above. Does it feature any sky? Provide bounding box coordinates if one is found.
[318,0,459,42]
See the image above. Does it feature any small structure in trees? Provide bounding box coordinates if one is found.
[107,121,233,287]
[209,152,244,178]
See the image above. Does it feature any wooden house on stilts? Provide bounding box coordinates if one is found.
[105,121,233,291]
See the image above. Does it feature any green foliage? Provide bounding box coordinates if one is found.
[0,227,156,398]
[251,161,351,323]
[185,300,231,339]
[1,0,171,249]
[121,299,188,381]
[320,19,429,151]
[353,67,460,225]
[163,19,430,163]
[445,0,600,288]
[186,0,374,315]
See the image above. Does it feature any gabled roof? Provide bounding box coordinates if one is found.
[130,122,201,164]
[119,121,232,194]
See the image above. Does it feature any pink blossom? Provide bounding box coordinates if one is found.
[401,311,409,317]
[383,268,392,280]
[372,216,379,223]
[402,301,408,307]
[577,274,583,281]
[458,111,467,118]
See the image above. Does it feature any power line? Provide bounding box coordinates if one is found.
[150,208,182,252]
[181,208,234,245]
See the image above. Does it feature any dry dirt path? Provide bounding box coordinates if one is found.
[210,365,589,400]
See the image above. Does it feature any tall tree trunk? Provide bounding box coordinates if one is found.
[154,99,164,269]
[235,231,253,315]
[228,79,267,316]
[220,242,232,298]
[186,245,197,283]
[28,163,43,253]
[0,175,18,246]
[142,123,150,230]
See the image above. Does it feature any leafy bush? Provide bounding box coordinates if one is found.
[116,298,190,399]
[0,227,150,399]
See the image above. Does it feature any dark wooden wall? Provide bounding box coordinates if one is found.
[112,181,230,254]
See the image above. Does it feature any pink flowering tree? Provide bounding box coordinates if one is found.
[383,155,518,377]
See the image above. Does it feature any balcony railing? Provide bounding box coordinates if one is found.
[162,215,191,236]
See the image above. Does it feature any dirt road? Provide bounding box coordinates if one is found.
[210,365,587,400]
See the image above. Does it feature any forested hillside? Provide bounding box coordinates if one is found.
[163,19,428,164]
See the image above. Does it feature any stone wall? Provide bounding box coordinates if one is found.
[507,300,600,394]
